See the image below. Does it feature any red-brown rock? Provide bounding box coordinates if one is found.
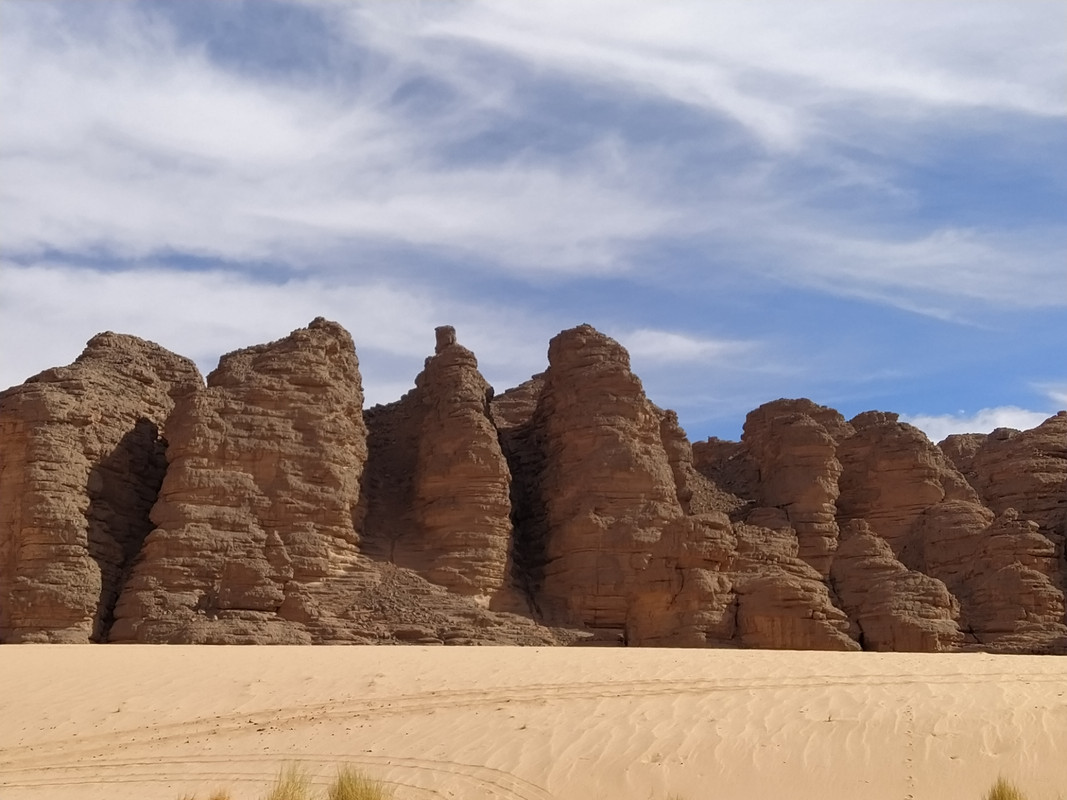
[0,333,202,642]
[110,318,367,643]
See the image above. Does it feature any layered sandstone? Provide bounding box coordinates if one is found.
[946,413,1067,542]
[741,399,851,576]
[0,334,202,643]
[503,326,857,650]
[1,320,1064,653]
[359,326,513,600]
[531,324,685,627]
[110,318,367,643]
[835,411,979,554]
[829,519,963,652]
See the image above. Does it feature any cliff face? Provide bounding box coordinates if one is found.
[358,326,513,601]
[110,318,367,644]
[2,320,1064,652]
[0,333,202,642]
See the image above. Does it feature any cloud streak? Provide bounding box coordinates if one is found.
[1,1,1063,441]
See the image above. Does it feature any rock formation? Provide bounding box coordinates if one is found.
[741,399,851,577]
[110,318,368,643]
[359,326,513,601]
[495,325,857,650]
[1,320,1064,652]
[829,519,963,651]
[0,333,202,642]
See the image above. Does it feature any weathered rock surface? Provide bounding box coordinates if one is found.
[947,413,1067,542]
[836,411,979,554]
[530,325,687,627]
[2,320,1064,652]
[695,399,1066,653]
[0,333,202,642]
[359,326,513,600]
[741,399,850,577]
[501,326,858,650]
[110,318,368,643]
[829,520,963,652]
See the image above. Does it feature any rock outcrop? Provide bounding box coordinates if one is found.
[829,519,963,651]
[110,318,367,643]
[498,325,857,650]
[741,399,851,576]
[359,326,513,601]
[0,333,202,642]
[2,320,1064,652]
[836,411,979,554]
[945,413,1067,542]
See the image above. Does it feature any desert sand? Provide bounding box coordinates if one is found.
[0,646,1064,800]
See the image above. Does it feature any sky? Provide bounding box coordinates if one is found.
[1,1,1065,444]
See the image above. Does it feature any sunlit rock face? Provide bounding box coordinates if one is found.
[2,321,1064,653]
[0,332,202,643]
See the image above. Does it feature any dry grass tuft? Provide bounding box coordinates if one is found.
[264,765,314,800]
[179,764,391,800]
[327,766,392,800]
[984,777,1028,800]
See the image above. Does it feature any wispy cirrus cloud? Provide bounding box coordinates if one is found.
[2,0,1064,441]
[1,2,681,275]
[619,329,755,364]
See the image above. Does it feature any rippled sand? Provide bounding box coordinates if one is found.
[1,646,1064,800]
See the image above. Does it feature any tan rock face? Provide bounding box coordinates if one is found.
[910,503,1066,652]
[359,327,512,599]
[412,329,513,597]
[502,327,857,650]
[742,400,850,576]
[962,413,1067,541]
[0,333,202,642]
[110,318,367,643]
[829,520,963,652]
[532,325,682,626]
[2,320,1064,653]
[836,411,979,554]
[729,523,858,650]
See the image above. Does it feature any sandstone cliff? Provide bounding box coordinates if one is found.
[1,320,1064,652]
[0,333,202,642]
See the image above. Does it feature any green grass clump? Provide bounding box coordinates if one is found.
[984,777,1028,800]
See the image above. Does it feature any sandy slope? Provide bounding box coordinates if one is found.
[0,646,1064,800]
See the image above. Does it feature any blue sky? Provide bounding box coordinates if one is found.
[2,0,1065,442]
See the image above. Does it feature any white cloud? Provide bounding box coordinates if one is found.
[0,2,680,275]
[902,406,1056,444]
[1,1,1063,442]
[1034,382,1067,408]
[760,225,1067,313]
[2,1,1064,314]
[619,328,754,363]
[410,1,1067,149]
[0,262,564,406]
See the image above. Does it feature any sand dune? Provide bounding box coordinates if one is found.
[1,647,1064,800]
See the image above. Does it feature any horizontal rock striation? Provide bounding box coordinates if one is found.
[0,333,203,643]
[110,318,367,644]
[359,326,513,600]
[2,320,1064,652]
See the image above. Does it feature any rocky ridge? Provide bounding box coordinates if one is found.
[1,319,1064,652]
